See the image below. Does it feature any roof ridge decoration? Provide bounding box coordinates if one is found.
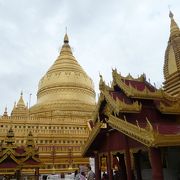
[107,114,180,147]
[112,69,178,100]
[112,69,146,82]
[99,74,112,91]
[0,153,21,165]
[157,100,180,114]
[102,89,142,114]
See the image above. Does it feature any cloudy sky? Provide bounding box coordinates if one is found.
[0,0,179,114]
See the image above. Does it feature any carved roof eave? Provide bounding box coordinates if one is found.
[114,76,162,99]
[102,89,142,114]
[82,122,103,156]
[1,148,22,157]
[107,114,180,147]
[156,101,180,114]
[0,153,21,165]
[21,155,41,164]
[112,69,170,100]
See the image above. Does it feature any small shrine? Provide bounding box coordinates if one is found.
[0,128,43,179]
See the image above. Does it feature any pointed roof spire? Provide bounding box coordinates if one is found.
[11,92,28,117]
[3,106,8,117]
[64,33,69,44]
[169,11,179,37]
[17,91,26,108]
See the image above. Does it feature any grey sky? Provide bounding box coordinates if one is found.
[0,0,179,114]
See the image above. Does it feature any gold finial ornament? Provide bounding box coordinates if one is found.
[64,33,69,43]
[3,106,8,117]
[169,11,174,19]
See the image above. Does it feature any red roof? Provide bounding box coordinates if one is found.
[109,91,132,104]
[15,146,26,154]
[23,158,40,165]
[0,158,18,168]
[123,79,156,92]
[153,122,180,135]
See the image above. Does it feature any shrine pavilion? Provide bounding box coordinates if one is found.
[0,128,43,179]
[82,12,180,180]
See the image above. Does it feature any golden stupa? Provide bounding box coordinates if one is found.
[163,11,180,96]
[30,33,95,118]
[0,34,96,175]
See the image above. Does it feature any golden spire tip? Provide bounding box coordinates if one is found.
[169,10,174,19]
[64,27,69,43]
[64,33,69,44]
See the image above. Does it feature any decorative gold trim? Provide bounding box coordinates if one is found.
[112,69,167,100]
[102,89,141,114]
[157,101,180,114]
[82,122,103,156]
[107,114,180,147]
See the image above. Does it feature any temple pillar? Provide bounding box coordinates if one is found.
[107,133,113,180]
[125,136,133,180]
[16,169,21,179]
[149,148,164,180]
[117,153,127,180]
[94,151,101,180]
[107,151,113,180]
[35,168,39,180]
[133,152,142,180]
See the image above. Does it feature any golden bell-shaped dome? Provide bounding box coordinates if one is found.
[30,34,95,117]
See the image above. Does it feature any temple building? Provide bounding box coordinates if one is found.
[82,12,180,180]
[0,34,96,174]
[0,128,42,179]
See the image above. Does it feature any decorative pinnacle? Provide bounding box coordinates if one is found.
[64,33,69,44]
[169,11,174,19]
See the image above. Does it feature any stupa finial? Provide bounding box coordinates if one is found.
[169,11,173,19]
[64,27,69,44]
[168,10,179,37]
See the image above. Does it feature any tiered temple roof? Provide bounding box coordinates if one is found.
[83,69,180,156]
[0,128,42,175]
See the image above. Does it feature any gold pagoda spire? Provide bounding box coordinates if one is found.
[64,33,69,44]
[163,11,180,96]
[17,91,26,108]
[169,11,180,38]
[3,106,8,117]
[11,92,28,117]
[33,33,95,116]
[60,33,73,56]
